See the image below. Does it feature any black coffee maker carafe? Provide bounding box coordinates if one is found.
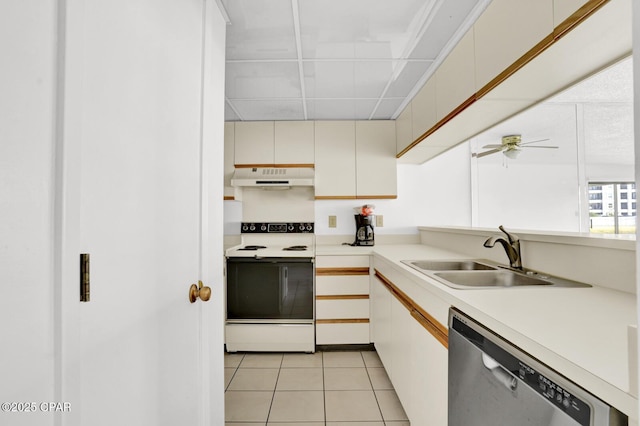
[353,214,374,246]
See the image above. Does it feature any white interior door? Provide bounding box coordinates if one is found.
[58,0,225,424]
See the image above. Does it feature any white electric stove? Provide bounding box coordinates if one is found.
[225,222,315,353]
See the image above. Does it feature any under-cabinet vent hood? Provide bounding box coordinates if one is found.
[231,167,314,188]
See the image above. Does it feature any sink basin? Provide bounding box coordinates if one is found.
[433,270,551,289]
[401,258,591,289]
[402,259,497,271]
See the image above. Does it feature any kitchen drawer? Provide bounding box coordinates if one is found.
[316,322,370,345]
[315,255,370,268]
[316,297,370,319]
[316,275,370,296]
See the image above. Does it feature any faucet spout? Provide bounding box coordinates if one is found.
[483,226,522,270]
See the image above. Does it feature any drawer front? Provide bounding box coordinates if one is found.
[316,275,370,296]
[316,298,370,319]
[316,322,370,345]
[315,255,370,268]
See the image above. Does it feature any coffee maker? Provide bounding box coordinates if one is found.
[353,214,374,246]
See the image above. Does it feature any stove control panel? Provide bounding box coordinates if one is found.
[241,222,314,234]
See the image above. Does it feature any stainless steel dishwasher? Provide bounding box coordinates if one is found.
[448,308,627,426]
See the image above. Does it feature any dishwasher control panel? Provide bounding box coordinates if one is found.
[516,360,589,425]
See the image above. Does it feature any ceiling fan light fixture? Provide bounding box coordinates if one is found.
[503,148,521,159]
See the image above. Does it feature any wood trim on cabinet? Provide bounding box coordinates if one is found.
[315,195,397,200]
[316,318,370,324]
[397,0,611,159]
[356,195,398,200]
[315,195,358,200]
[234,163,315,168]
[316,294,369,300]
[316,267,370,276]
[374,269,449,349]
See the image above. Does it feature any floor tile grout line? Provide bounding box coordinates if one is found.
[322,351,327,425]
[224,353,245,392]
[363,351,387,423]
[264,353,284,424]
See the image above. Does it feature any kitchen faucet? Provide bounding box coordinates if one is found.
[483,225,522,270]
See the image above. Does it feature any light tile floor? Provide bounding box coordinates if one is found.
[225,350,410,425]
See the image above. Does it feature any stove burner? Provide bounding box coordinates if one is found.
[283,245,308,251]
[238,245,267,251]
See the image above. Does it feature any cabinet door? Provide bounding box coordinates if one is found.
[474,0,553,91]
[553,0,589,27]
[274,121,314,165]
[395,103,413,154]
[314,121,356,198]
[224,122,235,198]
[355,121,397,198]
[234,121,274,165]
[411,76,437,142]
[370,275,393,370]
[435,29,475,121]
[390,296,413,414]
[409,313,448,426]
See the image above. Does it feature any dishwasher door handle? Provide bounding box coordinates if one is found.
[482,353,518,391]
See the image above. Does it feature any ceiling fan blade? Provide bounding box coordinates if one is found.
[521,145,558,149]
[481,144,503,149]
[519,138,551,146]
[473,148,502,158]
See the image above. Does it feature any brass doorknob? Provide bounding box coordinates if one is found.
[189,280,212,303]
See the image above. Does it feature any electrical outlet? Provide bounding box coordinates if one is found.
[376,215,384,227]
[328,215,337,228]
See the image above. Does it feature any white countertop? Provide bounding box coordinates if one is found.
[323,242,638,420]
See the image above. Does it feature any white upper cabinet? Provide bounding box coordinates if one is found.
[274,121,314,165]
[553,0,589,27]
[411,76,437,142]
[224,122,235,198]
[355,121,397,198]
[234,121,314,166]
[474,0,553,92]
[234,121,274,165]
[314,121,357,198]
[395,103,413,155]
[435,29,475,122]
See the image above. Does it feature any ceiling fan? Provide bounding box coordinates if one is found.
[472,134,558,159]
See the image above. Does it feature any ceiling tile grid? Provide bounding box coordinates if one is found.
[222,0,491,121]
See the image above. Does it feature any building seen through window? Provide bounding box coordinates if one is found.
[588,182,636,234]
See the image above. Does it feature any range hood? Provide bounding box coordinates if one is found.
[231,167,314,188]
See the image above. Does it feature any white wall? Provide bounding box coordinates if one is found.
[0,3,57,425]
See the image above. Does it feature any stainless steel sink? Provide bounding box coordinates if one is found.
[403,260,497,271]
[433,270,551,289]
[401,258,591,289]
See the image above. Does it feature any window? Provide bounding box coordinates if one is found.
[588,182,636,234]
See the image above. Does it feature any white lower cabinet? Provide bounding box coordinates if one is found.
[315,255,371,345]
[371,271,449,426]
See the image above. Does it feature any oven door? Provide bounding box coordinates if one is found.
[226,257,314,321]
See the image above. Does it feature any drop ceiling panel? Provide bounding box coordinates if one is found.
[409,0,482,59]
[298,0,429,59]
[303,61,394,99]
[371,98,405,120]
[225,0,297,60]
[226,61,301,99]
[222,0,490,121]
[384,60,433,98]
